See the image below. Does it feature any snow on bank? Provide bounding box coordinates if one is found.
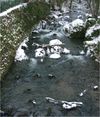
[45,97,83,110]
[15,38,29,61]
[84,36,100,59]
[0,3,27,17]
[85,24,100,38]
[85,36,100,46]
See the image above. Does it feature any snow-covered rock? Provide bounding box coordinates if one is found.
[15,38,28,61]
[45,97,83,110]
[63,19,85,39]
[45,97,58,104]
[79,89,87,97]
[62,48,70,54]
[62,101,83,110]
[49,39,62,46]
[85,24,100,40]
[35,48,45,58]
[85,18,96,29]
[71,19,84,28]
[93,85,98,90]
[49,53,61,59]
[84,36,100,62]
[84,22,100,62]
[35,39,70,60]
[32,100,37,104]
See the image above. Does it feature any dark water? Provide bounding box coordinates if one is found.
[1,0,99,116]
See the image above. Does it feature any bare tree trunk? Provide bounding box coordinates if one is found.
[69,0,73,11]
[87,0,99,19]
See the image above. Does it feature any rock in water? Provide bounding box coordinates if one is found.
[49,53,61,59]
[35,48,45,58]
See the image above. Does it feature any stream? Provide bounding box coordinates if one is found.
[1,0,99,116]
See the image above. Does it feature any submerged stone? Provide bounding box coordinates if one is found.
[48,74,56,79]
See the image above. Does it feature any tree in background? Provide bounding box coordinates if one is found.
[87,0,100,19]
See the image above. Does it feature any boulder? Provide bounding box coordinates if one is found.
[85,18,96,29]
[63,19,86,40]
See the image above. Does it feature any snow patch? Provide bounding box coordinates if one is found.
[63,48,70,54]
[49,39,62,46]
[35,48,45,58]
[45,97,83,110]
[0,3,27,17]
[79,89,87,97]
[80,50,85,55]
[85,36,100,45]
[93,86,98,90]
[15,38,28,61]
[49,53,61,59]
[71,19,84,27]
[85,25,100,38]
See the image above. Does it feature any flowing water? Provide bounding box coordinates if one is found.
[1,0,99,116]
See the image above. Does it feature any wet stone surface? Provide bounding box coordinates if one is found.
[1,0,99,116]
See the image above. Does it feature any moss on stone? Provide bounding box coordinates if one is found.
[0,1,50,80]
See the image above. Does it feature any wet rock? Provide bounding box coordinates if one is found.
[32,30,39,34]
[0,110,8,117]
[14,108,30,117]
[61,101,83,110]
[35,48,45,58]
[27,88,31,91]
[15,75,20,80]
[48,74,56,79]
[45,97,58,104]
[84,23,100,62]
[32,100,37,105]
[45,97,83,110]
[34,73,41,78]
[23,88,31,94]
[93,86,98,90]
[85,18,96,29]
[79,89,87,97]
[21,46,27,50]
[85,24,100,40]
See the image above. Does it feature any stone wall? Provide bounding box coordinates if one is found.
[0,1,50,79]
